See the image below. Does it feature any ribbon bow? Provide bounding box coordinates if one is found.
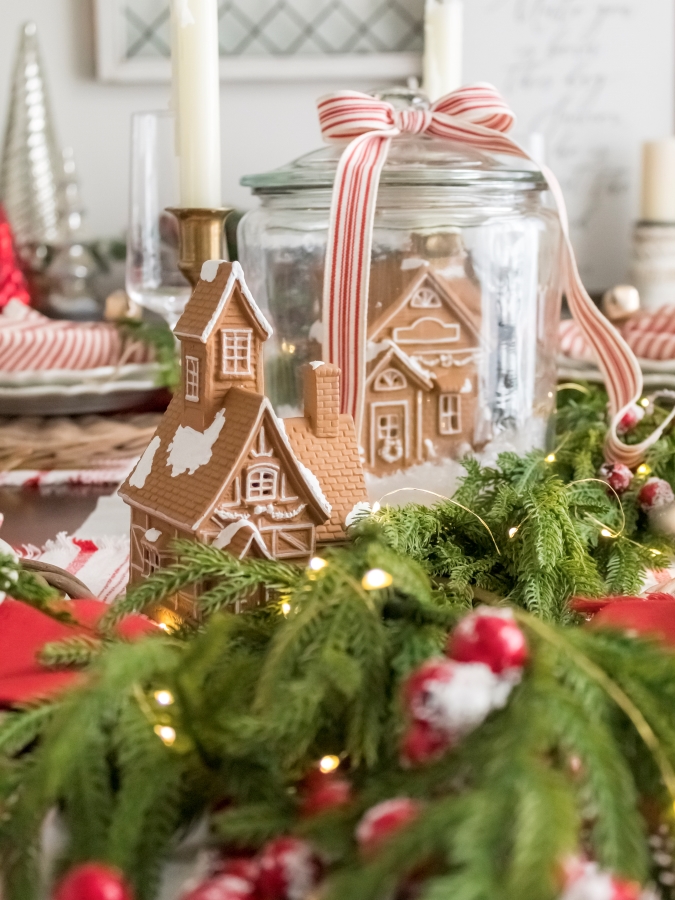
[318,84,670,467]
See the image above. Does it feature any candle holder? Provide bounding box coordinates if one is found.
[168,207,232,288]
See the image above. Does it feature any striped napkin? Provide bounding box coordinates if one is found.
[0,299,151,372]
[560,307,675,364]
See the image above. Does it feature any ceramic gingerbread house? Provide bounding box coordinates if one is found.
[119,260,367,620]
[364,265,481,475]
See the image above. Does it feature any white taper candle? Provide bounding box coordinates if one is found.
[642,139,675,222]
[171,0,222,208]
[423,0,463,103]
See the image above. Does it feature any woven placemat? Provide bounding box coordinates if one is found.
[0,414,161,472]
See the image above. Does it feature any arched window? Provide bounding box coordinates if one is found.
[374,368,407,391]
[411,286,441,308]
[246,466,278,501]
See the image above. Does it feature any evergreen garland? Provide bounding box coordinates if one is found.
[1,385,675,899]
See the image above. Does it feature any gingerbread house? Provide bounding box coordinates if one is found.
[119,260,366,619]
[364,266,481,474]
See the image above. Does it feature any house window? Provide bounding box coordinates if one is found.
[142,543,161,576]
[378,413,401,443]
[185,355,199,401]
[221,329,252,375]
[411,286,442,308]
[439,394,461,435]
[374,369,407,391]
[246,466,278,501]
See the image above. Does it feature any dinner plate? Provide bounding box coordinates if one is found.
[0,363,167,416]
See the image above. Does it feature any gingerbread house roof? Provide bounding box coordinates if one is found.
[174,260,273,343]
[367,268,481,344]
[282,414,367,544]
[366,340,435,391]
[119,388,332,533]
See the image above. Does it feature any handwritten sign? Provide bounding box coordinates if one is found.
[465,0,674,291]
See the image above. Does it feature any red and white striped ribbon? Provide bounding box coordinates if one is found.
[318,84,673,467]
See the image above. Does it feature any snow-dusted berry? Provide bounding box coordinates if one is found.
[181,874,257,900]
[401,719,451,767]
[447,608,529,674]
[257,837,321,900]
[299,771,352,817]
[638,477,675,512]
[561,858,640,900]
[403,657,518,739]
[616,405,645,436]
[598,463,634,495]
[355,798,421,855]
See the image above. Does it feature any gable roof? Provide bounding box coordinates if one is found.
[174,260,273,343]
[366,340,435,391]
[282,414,367,544]
[368,268,480,344]
[119,388,331,532]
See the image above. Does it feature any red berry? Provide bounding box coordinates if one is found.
[213,858,260,884]
[401,720,451,766]
[560,858,640,900]
[355,798,421,855]
[598,463,633,495]
[299,772,352,817]
[616,405,645,436]
[447,608,528,674]
[181,874,257,900]
[257,837,321,900]
[638,477,675,512]
[54,864,133,900]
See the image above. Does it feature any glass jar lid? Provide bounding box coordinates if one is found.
[242,88,545,194]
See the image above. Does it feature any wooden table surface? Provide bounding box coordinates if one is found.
[0,485,116,546]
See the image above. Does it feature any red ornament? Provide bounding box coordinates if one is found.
[299,771,353,817]
[401,719,451,767]
[638,477,675,512]
[355,798,421,855]
[181,874,257,900]
[616,405,645,436]
[54,863,133,900]
[598,463,633,495]
[0,207,30,310]
[447,608,529,674]
[257,837,321,900]
[214,858,260,884]
[403,657,517,738]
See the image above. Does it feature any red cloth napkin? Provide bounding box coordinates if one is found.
[570,593,675,648]
[0,597,158,707]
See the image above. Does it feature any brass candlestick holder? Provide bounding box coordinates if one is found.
[168,207,232,288]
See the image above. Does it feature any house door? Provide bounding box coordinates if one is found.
[370,402,408,466]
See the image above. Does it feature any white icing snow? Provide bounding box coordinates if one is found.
[199,261,273,342]
[297,461,332,516]
[166,410,226,477]
[145,528,161,542]
[200,259,224,282]
[424,439,437,459]
[276,405,302,420]
[308,320,323,343]
[213,518,258,550]
[366,340,389,363]
[129,436,161,489]
[309,360,325,369]
[460,378,472,394]
[345,501,372,528]
[401,258,429,270]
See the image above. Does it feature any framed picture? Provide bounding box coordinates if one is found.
[94,0,424,82]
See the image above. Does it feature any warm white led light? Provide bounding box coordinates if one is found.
[361,569,393,590]
[154,725,176,746]
[154,690,174,707]
[308,557,328,572]
[508,527,518,539]
[281,602,291,616]
[319,755,340,773]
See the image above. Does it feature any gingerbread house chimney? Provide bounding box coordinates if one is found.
[303,362,340,438]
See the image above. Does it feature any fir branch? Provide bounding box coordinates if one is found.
[39,635,105,669]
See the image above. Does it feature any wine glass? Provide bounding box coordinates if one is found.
[126,110,190,328]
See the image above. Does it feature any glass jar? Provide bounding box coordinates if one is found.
[239,91,563,501]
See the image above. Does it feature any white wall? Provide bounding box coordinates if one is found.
[0,0,381,239]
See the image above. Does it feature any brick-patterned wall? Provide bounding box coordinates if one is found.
[304,363,340,439]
